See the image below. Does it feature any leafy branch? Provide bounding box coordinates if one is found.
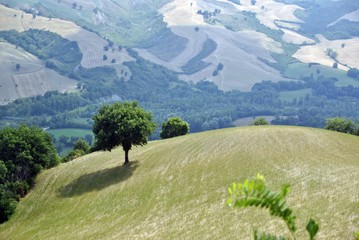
[227,174,319,240]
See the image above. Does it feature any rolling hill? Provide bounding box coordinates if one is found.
[0,126,358,239]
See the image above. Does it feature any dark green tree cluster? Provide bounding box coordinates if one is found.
[160,117,189,139]
[0,125,59,223]
[324,117,359,136]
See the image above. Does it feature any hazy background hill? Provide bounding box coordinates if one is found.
[0,126,358,239]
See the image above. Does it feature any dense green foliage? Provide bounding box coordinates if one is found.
[160,117,189,139]
[92,101,156,164]
[0,125,59,223]
[324,117,359,136]
[228,174,319,240]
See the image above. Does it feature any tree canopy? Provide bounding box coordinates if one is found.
[0,125,59,223]
[324,117,358,135]
[160,117,190,139]
[92,101,156,164]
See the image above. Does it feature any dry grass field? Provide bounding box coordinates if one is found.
[0,126,358,239]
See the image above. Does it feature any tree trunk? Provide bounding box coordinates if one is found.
[124,149,129,164]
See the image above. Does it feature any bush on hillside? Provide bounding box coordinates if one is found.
[160,117,190,139]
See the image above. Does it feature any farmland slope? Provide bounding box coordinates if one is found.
[0,126,358,239]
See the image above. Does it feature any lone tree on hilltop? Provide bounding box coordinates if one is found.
[160,117,190,139]
[92,101,156,164]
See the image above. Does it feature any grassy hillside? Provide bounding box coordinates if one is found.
[0,126,358,239]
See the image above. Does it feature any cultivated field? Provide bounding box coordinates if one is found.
[0,42,76,104]
[0,126,358,239]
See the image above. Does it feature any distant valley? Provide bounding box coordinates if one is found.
[0,0,358,139]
